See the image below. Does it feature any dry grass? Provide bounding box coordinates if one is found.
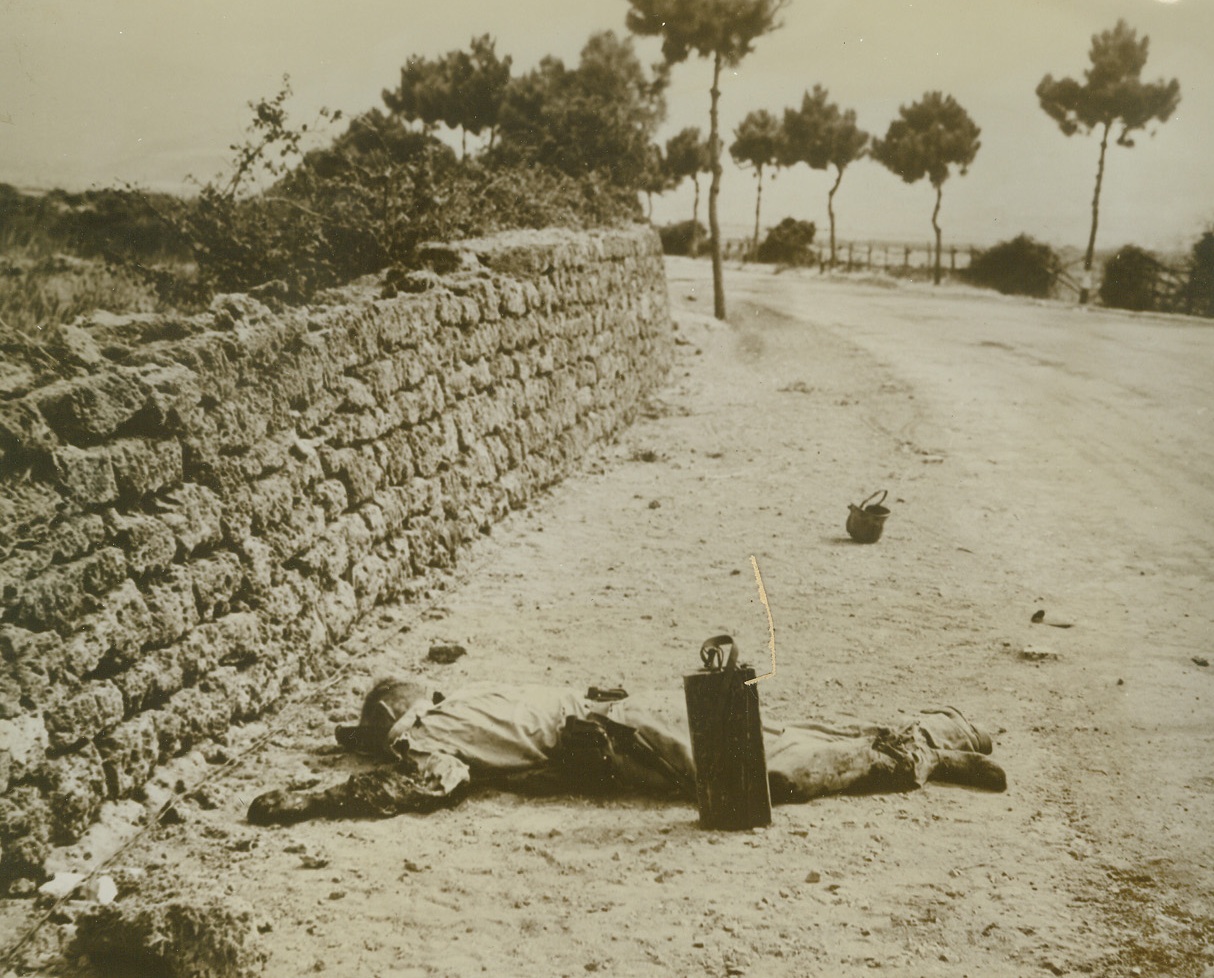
[0,250,171,338]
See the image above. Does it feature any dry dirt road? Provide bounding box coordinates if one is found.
[9,258,1214,978]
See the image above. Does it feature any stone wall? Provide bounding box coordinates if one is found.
[0,226,671,888]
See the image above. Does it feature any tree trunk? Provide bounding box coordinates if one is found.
[828,165,844,269]
[690,176,701,256]
[931,182,944,286]
[752,164,764,261]
[1081,121,1112,305]
[708,52,726,321]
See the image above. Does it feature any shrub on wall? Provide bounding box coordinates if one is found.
[757,218,817,266]
[1100,245,1161,311]
[965,234,1061,298]
[127,86,639,309]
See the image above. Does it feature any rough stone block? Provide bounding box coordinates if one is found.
[36,370,149,445]
[47,513,107,565]
[156,686,230,753]
[81,547,127,596]
[0,482,65,558]
[352,358,402,402]
[0,713,49,792]
[53,444,118,506]
[95,579,154,668]
[44,682,125,751]
[138,361,204,434]
[336,376,378,412]
[234,536,276,596]
[350,553,388,614]
[259,501,325,566]
[155,483,223,555]
[115,642,167,711]
[172,614,257,686]
[371,427,414,486]
[142,566,198,647]
[498,280,529,317]
[46,742,108,843]
[0,785,51,887]
[7,559,92,632]
[191,551,245,620]
[207,397,271,454]
[317,579,358,644]
[108,511,177,579]
[295,529,350,586]
[319,446,382,505]
[97,711,160,798]
[107,437,184,499]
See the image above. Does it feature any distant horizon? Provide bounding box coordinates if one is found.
[4,0,1211,255]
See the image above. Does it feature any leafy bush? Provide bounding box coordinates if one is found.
[658,220,707,257]
[965,234,1061,297]
[757,218,817,266]
[1183,231,1214,319]
[1100,245,1161,311]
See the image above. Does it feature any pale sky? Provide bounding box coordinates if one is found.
[2,0,1211,253]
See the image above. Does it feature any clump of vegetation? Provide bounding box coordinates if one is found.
[757,218,817,266]
[965,235,1062,298]
[658,220,707,257]
[0,183,187,261]
[1099,245,1162,311]
[1182,231,1214,318]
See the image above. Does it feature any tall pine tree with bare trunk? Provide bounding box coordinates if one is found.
[664,127,711,253]
[729,110,782,260]
[779,86,869,269]
[872,92,980,286]
[626,0,789,320]
[1037,20,1180,304]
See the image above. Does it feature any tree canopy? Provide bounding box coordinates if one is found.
[730,109,782,174]
[1037,20,1180,147]
[625,0,789,66]
[665,126,712,185]
[382,35,512,155]
[495,31,667,189]
[872,91,980,190]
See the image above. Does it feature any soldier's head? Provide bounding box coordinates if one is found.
[335,678,438,755]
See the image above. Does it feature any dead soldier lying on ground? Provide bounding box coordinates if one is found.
[247,669,1007,825]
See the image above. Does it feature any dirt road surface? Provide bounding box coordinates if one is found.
[8,259,1213,977]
